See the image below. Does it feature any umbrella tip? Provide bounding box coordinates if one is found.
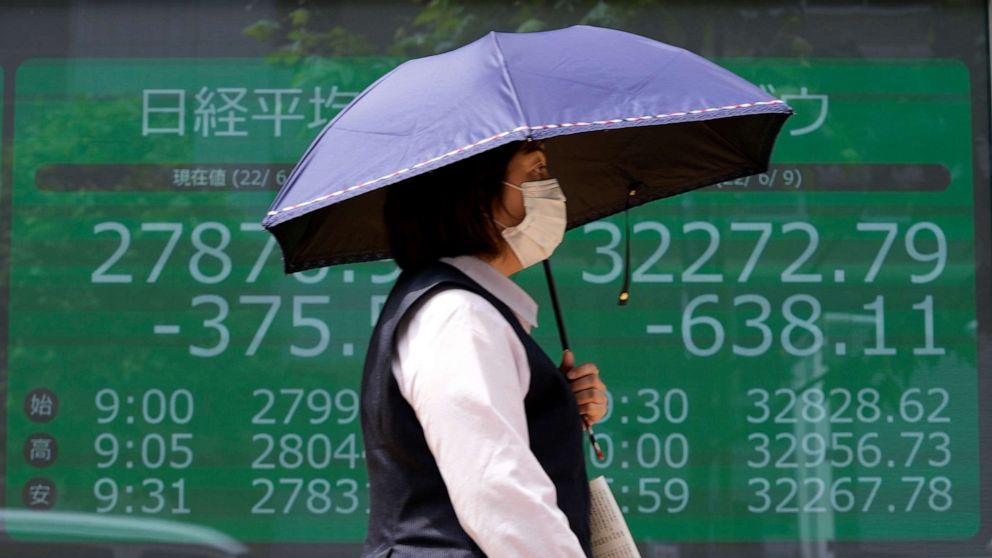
[617,291,629,306]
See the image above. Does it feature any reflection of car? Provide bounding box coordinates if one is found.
[0,510,250,558]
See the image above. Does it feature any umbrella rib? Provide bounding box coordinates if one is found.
[490,31,531,136]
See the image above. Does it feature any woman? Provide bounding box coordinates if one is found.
[361,140,608,557]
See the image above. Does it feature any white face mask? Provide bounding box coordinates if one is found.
[496,178,567,269]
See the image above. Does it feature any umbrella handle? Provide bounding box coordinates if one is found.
[544,259,609,461]
[542,259,570,352]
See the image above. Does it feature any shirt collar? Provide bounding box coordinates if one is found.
[440,255,538,331]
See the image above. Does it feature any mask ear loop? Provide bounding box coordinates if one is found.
[617,185,638,306]
[496,181,525,228]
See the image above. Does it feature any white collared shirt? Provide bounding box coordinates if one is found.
[391,255,585,557]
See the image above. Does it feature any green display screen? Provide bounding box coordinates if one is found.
[4,54,981,547]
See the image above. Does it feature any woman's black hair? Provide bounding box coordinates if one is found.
[384,140,541,270]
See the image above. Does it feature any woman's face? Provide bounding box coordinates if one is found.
[493,145,550,227]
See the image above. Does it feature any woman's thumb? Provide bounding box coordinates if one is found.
[559,349,575,372]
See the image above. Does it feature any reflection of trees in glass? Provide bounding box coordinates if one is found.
[11,95,194,320]
[19,97,191,172]
[244,0,722,59]
[244,0,983,65]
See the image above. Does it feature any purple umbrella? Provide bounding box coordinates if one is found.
[262,24,792,345]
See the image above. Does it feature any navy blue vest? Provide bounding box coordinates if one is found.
[360,262,591,557]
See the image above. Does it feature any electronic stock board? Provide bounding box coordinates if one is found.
[2,54,986,551]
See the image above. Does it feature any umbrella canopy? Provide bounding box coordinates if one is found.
[263,24,792,273]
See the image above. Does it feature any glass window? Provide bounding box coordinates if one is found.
[1,1,988,556]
